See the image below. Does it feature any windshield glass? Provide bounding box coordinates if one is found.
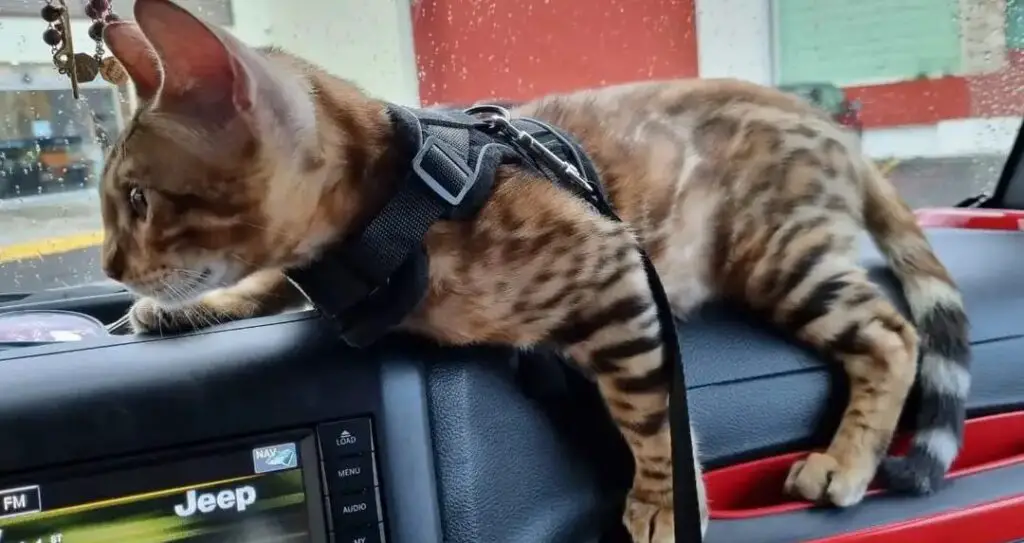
[0,0,1019,292]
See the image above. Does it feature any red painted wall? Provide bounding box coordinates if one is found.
[847,50,1024,129]
[412,0,699,106]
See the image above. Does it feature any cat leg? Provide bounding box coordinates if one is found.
[763,262,918,506]
[129,268,306,334]
[552,262,706,542]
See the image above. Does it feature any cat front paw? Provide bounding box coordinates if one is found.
[623,486,709,543]
[624,492,676,542]
[128,297,208,335]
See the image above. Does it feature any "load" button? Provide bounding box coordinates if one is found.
[318,418,373,457]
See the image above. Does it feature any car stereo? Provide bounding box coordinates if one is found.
[0,417,385,543]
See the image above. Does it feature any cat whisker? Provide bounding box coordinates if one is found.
[239,221,294,240]
[230,254,257,267]
[188,304,210,328]
[163,281,190,306]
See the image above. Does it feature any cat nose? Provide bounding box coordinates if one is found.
[101,246,126,282]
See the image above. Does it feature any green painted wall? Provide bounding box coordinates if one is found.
[776,0,962,85]
[1009,0,1024,49]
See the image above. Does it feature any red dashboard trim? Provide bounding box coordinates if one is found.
[705,411,1024,519]
[916,208,1024,231]
[803,494,1024,543]
[699,207,1024,539]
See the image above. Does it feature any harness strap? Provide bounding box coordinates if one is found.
[285,103,704,543]
[286,106,519,346]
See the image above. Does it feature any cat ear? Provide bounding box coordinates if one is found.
[132,0,254,116]
[102,21,161,101]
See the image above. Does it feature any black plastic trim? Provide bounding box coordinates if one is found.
[0,311,446,543]
[0,281,127,307]
[0,312,380,470]
[0,280,133,325]
[378,353,445,543]
[985,117,1024,209]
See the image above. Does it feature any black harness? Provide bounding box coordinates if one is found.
[284,104,703,543]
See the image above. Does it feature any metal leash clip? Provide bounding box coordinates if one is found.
[465,104,594,194]
[464,103,512,125]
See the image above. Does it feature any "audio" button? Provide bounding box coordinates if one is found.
[330,489,380,528]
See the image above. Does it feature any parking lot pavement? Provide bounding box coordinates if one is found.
[0,191,104,292]
[0,153,1010,293]
[0,247,102,293]
[885,154,1005,209]
[0,191,103,264]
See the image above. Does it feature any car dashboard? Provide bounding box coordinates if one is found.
[0,227,1021,543]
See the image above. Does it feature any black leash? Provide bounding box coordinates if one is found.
[467,106,704,543]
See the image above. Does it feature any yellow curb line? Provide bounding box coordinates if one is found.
[879,158,901,176]
[0,230,104,264]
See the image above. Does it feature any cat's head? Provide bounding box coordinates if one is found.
[99,0,378,304]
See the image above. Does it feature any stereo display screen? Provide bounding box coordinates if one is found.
[0,436,327,543]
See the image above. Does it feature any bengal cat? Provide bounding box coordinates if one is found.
[98,0,970,540]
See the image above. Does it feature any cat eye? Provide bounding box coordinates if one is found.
[128,187,148,217]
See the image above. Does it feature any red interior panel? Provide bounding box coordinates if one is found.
[804,494,1024,543]
[916,208,1024,231]
[705,411,1024,519]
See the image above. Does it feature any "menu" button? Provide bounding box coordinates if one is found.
[0,485,41,518]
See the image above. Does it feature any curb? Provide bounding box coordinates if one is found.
[878,158,901,176]
[0,231,104,264]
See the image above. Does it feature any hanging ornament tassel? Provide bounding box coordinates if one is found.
[40,0,126,97]
[99,56,128,86]
[84,0,128,86]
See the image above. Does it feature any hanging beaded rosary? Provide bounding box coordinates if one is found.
[39,0,128,99]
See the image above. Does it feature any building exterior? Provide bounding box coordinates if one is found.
[0,0,1018,188]
[0,0,419,197]
[414,0,1022,161]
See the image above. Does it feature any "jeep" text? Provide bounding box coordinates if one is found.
[173,485,257,517]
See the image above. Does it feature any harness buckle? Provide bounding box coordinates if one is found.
[411,135,475,206]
